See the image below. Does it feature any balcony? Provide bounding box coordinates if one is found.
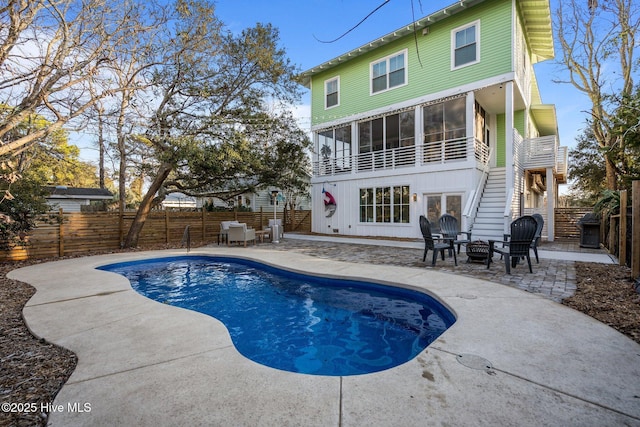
[522,135,568,183]
[313,137,490,177]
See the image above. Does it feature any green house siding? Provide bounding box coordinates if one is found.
[496,114,505,167]
[310,0,513,127]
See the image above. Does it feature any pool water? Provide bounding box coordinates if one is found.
[99,256,455,376]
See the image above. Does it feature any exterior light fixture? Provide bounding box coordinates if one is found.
[412,193,418,202]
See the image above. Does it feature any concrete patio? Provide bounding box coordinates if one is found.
[9,239,640,426]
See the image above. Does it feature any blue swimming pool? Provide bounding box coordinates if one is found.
[99,256,455,376]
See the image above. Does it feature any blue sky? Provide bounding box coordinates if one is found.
[214,0,588,151]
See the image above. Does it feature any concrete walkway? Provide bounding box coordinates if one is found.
[10,243,640,427]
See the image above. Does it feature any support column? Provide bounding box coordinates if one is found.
[504,81,514,234]
[466,91,475,165]
[414,106,421,168]
[546,167,555,242]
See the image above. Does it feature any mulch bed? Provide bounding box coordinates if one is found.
[562,262,640,344]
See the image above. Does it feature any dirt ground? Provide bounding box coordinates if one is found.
[0,253,639,427]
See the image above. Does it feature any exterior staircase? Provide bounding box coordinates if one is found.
[470,167,506,242]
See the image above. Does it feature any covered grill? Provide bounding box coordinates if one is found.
[577,213,600,249]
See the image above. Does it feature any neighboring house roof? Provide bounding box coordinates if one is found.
[44,186,114,200]
[162,193,197,208]
[299,0,553,87]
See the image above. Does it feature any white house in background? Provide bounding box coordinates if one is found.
[161,192,198,209]
[198,188,311,212]
[299,0,567,241]
[45,186,114,212]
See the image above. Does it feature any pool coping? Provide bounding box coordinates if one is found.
[10,247,640,426]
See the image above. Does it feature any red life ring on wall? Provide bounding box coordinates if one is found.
[323,190,336,217]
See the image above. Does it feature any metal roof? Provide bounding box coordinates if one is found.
[45,186,114,200]
[299,0,554,87]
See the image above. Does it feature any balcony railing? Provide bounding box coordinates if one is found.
[522,135,569,181]
[556,146,568,181]
[313,137,490,177]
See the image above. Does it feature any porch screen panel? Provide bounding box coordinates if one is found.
[399,111,415,166]
[319,130,334,175]
[335,125,351,171]
[423,103,444,163]
[444,97,466,160]
[372,117,384,169]
[386,114,400,150]
[358,121,372,171]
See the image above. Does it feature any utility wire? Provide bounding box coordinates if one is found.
[313,0,391,44]
[411,0,423,67]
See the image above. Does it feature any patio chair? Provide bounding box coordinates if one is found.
[487,215,537,274]
[419,215,457,266]
[227,223,256,247]
[530,213,544,263]
[219,220,240,245]
[438,213,472,254]
[501,213,544,263]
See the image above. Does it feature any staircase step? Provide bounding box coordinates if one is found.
[477,209,503,216]
[479,200,505,207]
[473,218,503,229]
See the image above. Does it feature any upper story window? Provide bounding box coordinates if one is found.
[325,77,339,109]
[371,50,407,94]
[452,21,479,69]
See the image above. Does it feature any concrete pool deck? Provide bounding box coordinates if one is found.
[10,246,640,426]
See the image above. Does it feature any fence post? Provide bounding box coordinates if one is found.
[119,209,124,248]
[619,190,627,266]
[632,181,639,278]
[165,211,170,244]
[58,208,64,257]
[608,214,616,254]
[202,208,206,242]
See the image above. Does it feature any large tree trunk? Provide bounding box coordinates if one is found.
[123,162,173,248]
[606,157,618,191]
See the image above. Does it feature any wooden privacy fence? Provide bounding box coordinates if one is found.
[556,182,639,278]
[603,185,640,277]
[554,207,593,239]
[1,208,312,262]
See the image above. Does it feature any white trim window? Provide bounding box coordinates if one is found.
[371,50,407,94]
[452,21,480,69]
[325,76,340,109]
[359,185,410,223]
